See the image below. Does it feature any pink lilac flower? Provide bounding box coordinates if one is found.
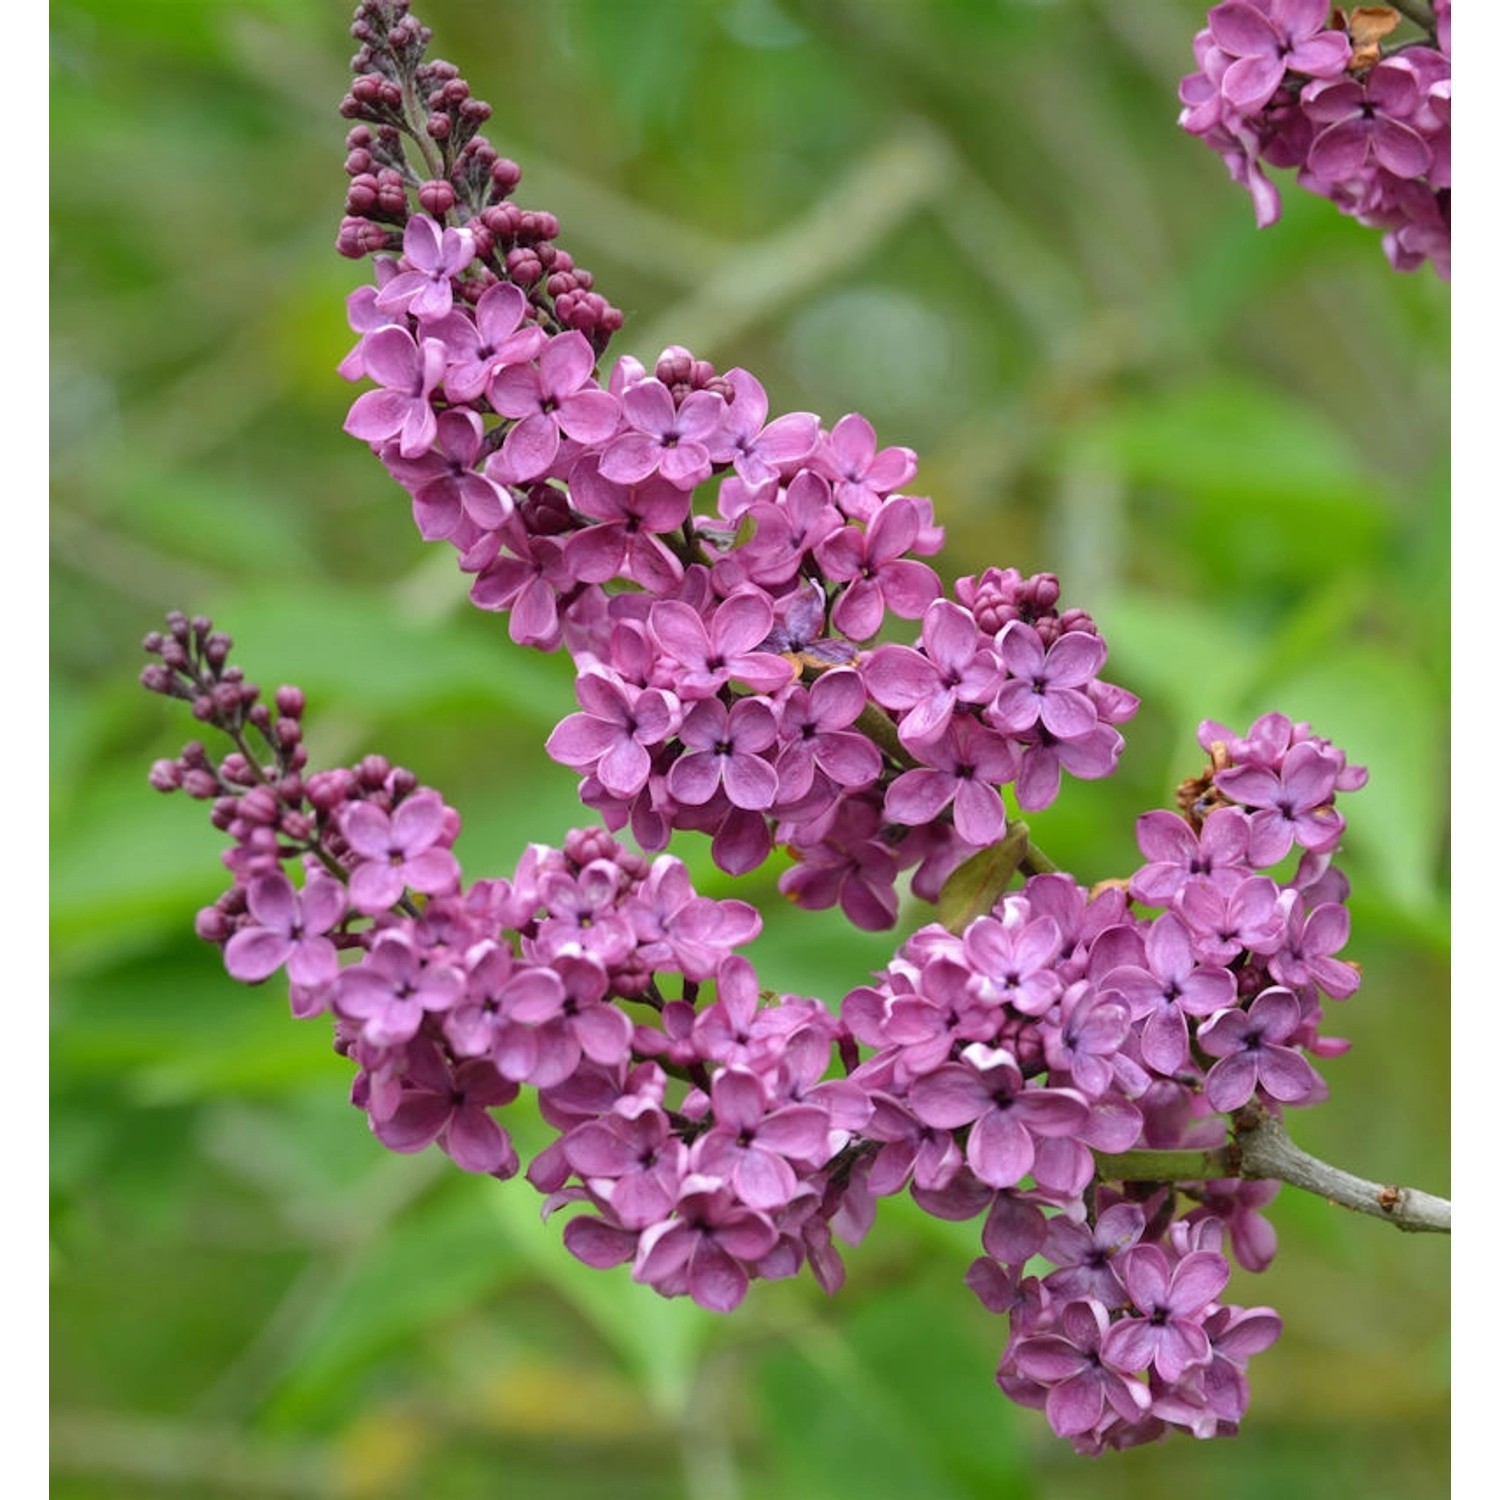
[224,871,346,987]
[816,495,943,641]
[373,214,476,322]
[859,1092,966,1195]
[627,861,762,982]
[341,788,460,913]
[561,1105,687,1229]
[667,696,780,811]
[1129,807,1253,906]
[1043,983,1132,1099]
[500,954,633,1088]
[546,671,680,799]
[883,716,1016,846]
[343,324,447,458]
[371,1042,521,1176]
[734,472,843,588]
[1096,911,1235,1076]
[647,591,793,699]
[852,956,993,1079]
[442,941,519,1059]
[335,931,465,1048]
[532,863,636,968]
[962,901,1064,1018]
[707,368,819,487]
[1178,874,1286,966]
[811,412,918,521]
[380,407,513,538]
[773,668,882,801]
[632,1176,781,1311]
[1102,1243,1232,1382]
[1012,722,1126,812]
[1268,893,1360,998]
[1042,1202,1146,1308]
[1206,0,1351,115]
[861,600,1001,747]
[1014,1299,1152,1437]
[907,1043,1091,1190]
[599,378,725,490]
[564,459,691,592]
[488,330,621,481]
[1198,985,1322,1111]
[1303,61,1433,182]
[991,621,1106,740]
[468,531,575,648]
[431,278,546,403]
[1215,739,1344,864]
[689,1067,835,1211]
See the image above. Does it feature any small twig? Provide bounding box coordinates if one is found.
[1093,1099,1450,1235]
[1232,1099,1451,1235]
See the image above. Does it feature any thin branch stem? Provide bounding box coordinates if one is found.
[1093,1099,1450,1235]
[1232,1099,1451,1234]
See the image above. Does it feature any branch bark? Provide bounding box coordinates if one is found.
[1093,1098,1451,1235]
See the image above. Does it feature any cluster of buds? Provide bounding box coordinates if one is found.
[338,0,622,344]
[137,0,1419,1456]
[1179,1,1451,276]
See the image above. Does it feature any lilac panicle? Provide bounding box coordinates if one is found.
[135,0,1398,1460]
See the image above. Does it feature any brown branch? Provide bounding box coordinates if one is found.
[1231,1099,1450,1235]
[1093,1099,1450,1236]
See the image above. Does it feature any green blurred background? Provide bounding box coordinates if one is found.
[50,0,1450,1495]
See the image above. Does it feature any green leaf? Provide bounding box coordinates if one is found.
[935,822,1029,933]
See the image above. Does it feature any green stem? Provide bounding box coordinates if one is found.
[398,72,445,182]
[1092,1146,1235,1183]
[1017,836,1058,877]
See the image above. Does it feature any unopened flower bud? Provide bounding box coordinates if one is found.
[149,759,183,792]
[418,178,456,215]
[357,754,391,789]
[195,906,231,944]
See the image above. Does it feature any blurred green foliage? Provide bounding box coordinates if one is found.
[51,1,1449,1495]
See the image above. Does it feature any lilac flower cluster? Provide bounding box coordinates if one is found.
[143,593,1366,1452]
[143,613,878,1304]
[135,0,1403,1456]
[336,2,1137,930]
[827,707,1363,1448]
[1179,0,1451,277]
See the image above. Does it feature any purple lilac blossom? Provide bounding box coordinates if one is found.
[1179,3,1450,276]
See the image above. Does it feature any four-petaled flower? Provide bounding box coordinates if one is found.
[341,789,461,914]
[1198,985,1322,1111]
